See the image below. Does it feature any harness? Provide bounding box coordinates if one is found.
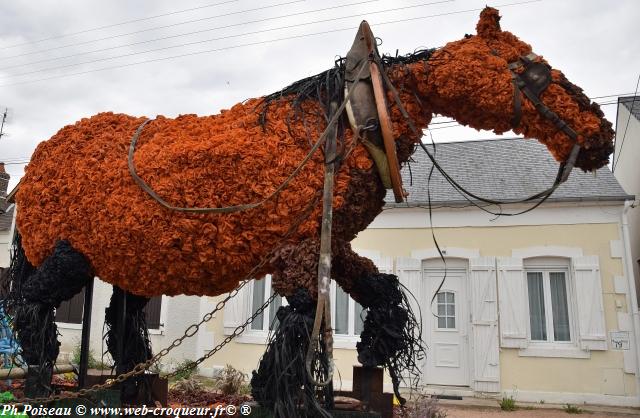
[344,21,406,203]
[509,52,581,183]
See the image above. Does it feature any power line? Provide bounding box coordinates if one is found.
[0,0,452,79]
[0,0,542,88]
[612,74,640,173]
[590,92,637,100]
[1,0,307,60]
[0,0,241,50]
[0,0,396,72]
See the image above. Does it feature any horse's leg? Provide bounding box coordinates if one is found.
[104,286,152,405]
[252,239,334,417]
[332,242,425,405]
[2,236,93,398]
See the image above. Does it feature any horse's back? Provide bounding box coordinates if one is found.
[15,101,356,297]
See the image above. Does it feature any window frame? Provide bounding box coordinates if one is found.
[55,288,86,329]
[239,277,365,349]
[145,295,166,335]
[248,275,286,334]
[435,290,457,331]
[524,258,577,348]
[330,281,366,342]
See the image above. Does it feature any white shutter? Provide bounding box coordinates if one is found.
[222,280,251,335]
[396,257,423,316]
[469,257,500,393]
[395,256,424,383]
[496,257,528,348]
[375,255,393,274]
[572,256,607,350]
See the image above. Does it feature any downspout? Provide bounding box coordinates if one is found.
[621,200,640,399]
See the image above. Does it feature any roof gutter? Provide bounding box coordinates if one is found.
[621,200,640,400]
[384,194,636,209]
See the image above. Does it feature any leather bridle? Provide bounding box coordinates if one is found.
[509,52,581,183]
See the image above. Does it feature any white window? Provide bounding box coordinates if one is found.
[246,276,367,341]
[524,259,573,344]
[249,275,284,332]
[436,291,456,329]
[333,282,367,337]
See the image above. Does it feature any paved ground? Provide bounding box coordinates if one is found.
[441,405,639,418]
[436,401,640,418]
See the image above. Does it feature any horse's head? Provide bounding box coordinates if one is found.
[424,7,614,171]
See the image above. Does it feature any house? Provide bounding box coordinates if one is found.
[612,96,640,302]
[0,164,14,272]
[201,137,639,407]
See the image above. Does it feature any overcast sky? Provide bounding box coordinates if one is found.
[0,0,638,190]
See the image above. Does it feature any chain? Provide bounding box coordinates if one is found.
[166,293,277,379]
[8,192,321,407]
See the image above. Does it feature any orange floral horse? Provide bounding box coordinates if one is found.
[4,7,613,405]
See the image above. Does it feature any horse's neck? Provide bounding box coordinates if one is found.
[384,61,436,139]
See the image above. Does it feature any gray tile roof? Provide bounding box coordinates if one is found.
[620,96,640,122]
[0,204,13,232]
[385,137,633,207]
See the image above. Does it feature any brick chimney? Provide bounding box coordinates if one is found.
[0,163,8,196]
[0,163,8,211]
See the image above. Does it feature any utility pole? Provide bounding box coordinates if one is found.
[0,108,7,140]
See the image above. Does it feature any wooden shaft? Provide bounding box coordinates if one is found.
[78,277,94,388]
[305,101,338,386]
[369,61,405,203]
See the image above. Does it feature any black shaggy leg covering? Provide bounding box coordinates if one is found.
[1,235,93,398]
[355,273,426,405]
[250,288,332,418]
[104,286,152,405]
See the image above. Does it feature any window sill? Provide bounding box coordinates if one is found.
[333,336,360,350]
[229,330,360,349]
[518,345,590,359]
[148,328,164,335]
[56,322,83,330]
[231,331,269,345]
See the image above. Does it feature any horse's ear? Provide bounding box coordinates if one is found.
[476,7,502,39]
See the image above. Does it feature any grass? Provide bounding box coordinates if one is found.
[499,396,517,411]
[71,343,112,370]
[563,404,583,414]
[172,359,198,381]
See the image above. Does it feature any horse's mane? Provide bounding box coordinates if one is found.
[257,48,435,130]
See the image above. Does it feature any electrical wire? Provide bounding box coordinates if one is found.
[0,0,453,79]
[0,0,391,71]
[0,0,543,88]
[0,0,242,50]
[0,0,307,60]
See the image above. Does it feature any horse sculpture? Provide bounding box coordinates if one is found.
[2,7,614,413]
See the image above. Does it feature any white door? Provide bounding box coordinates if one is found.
[423,258,470,386]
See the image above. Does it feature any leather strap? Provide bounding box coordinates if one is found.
[509,53,580,183]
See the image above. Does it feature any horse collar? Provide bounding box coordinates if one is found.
[343,21,406,203]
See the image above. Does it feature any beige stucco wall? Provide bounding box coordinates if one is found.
[199,303,363,391]
[353,222,634,397]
